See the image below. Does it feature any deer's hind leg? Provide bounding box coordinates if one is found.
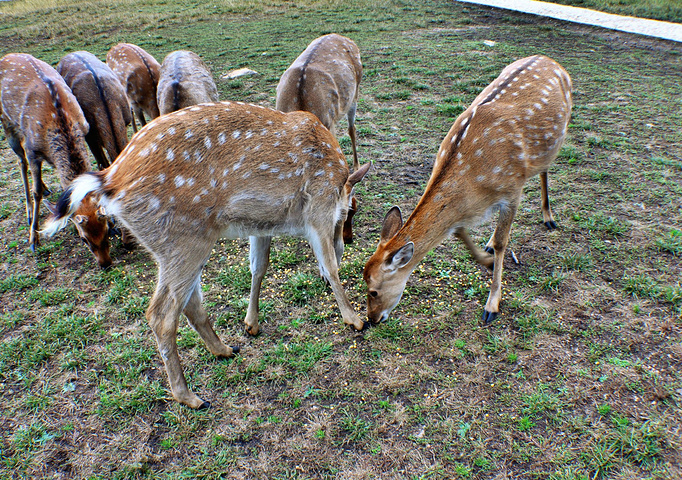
[540,171,557,230]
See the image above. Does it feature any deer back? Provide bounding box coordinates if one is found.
[106,43,161,119]
[157,50,219,115]
[275,33,362,132]
[57,51,132,161]
[96,102,354,253]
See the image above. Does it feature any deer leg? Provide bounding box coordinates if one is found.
[308,228,365,331]
[135,107,147,128]
[482,200,519,324]
[455,228,493,269]
[130,107,138,133]
[540,171,557,230]
[183,282,239,358]
[147,267,212,409]
[347,102,359,171]
[28,160,43,252]
[87,135,110,170]
[244,236,271,336]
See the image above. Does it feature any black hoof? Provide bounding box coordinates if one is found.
[231,345,241,355]
[109,226,121,237]
[544,221,558,230]
[30,243,36,253]
[481,310,498,325]
[361,320,371,331]
[484,246,494,255]
[121,242,136,251]
[198,399,211,410]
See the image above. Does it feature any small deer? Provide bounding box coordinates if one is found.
[57,51,132,170]
[363,55,572,325]
[157,50,219,115]
[276,33,363,243]
[42,101,370,409]
[106,43,161,132]
[0,53,111,267]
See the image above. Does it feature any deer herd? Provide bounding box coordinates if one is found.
[0,33,572,408]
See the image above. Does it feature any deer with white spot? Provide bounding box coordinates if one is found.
[363,55,572,325]
[157,50,219,115]
[0,53,111,267]
[42,101,370,409]
[276,33,363,243]
[106,43,161,132]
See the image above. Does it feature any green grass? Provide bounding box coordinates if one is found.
[1,0,681,478]
[541,0,682,23]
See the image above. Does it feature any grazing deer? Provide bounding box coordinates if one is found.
[276,33,363,243]
[106,43,161,132]
[42,101,370,409]
[363,55,572,325]
[57,51,132,170]
[157,50,219,115]
[0,53,111,267]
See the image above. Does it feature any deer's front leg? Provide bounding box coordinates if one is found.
[147,283,208,409]
[244,236,271,336]
[183,284,239,358]
[309,228,365,331]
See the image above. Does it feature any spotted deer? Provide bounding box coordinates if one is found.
[363,55,572,325]
[0,53,111,267]
[57,51,132,170]
[106,43,161,132]
[42,101,370,409]
[157,50,219,115]
[276,33,363,243]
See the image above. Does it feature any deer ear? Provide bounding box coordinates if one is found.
[74,215,87,225]
[386,242,414,271]
[347,161,371,187]
[380,206,403,242]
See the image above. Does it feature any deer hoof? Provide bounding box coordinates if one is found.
[231,345,241,355]
[544,220,558,230]
[482,310,498,325]
[245,325,259,337]
[484,246,494,255]
[198,399,211,410]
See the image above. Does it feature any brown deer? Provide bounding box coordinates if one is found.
[106,43,161,132]
[0,53,111,267]
[363,55,572,325]
[57,51,132,170]
[157,50,219,115]
[42,101,370,409]
[276,33,363,243]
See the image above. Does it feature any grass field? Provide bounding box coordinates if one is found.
[1,0,681,478]
[541,0,682,23]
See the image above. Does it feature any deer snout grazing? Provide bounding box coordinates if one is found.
[42,101,370,409]
[363,55,572,325]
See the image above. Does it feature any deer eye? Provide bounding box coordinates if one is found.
[369,290,378,298]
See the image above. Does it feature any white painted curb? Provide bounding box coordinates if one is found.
[457,0,682,42]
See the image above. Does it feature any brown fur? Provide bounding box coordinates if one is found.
[106,43,161,132]
[43,101,369,408]
[276,33,363,243]
[364,55,572,324]
[0,53,110,266]
[157,50,219,115]
[57,51,132,169]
